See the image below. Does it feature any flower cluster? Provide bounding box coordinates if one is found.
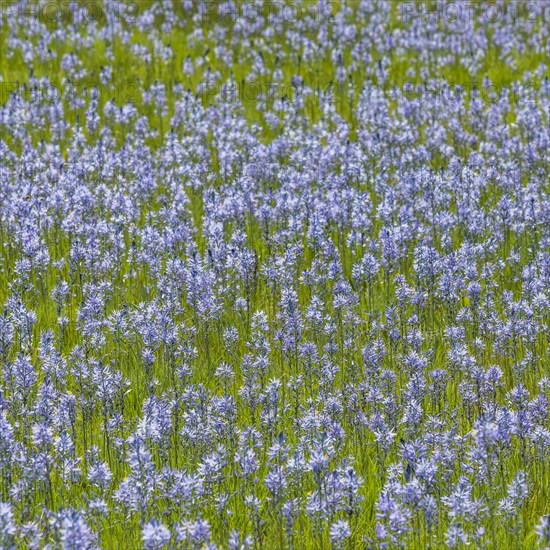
[0,0,549,548]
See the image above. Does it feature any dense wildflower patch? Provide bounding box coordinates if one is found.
[0,1,549,548]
